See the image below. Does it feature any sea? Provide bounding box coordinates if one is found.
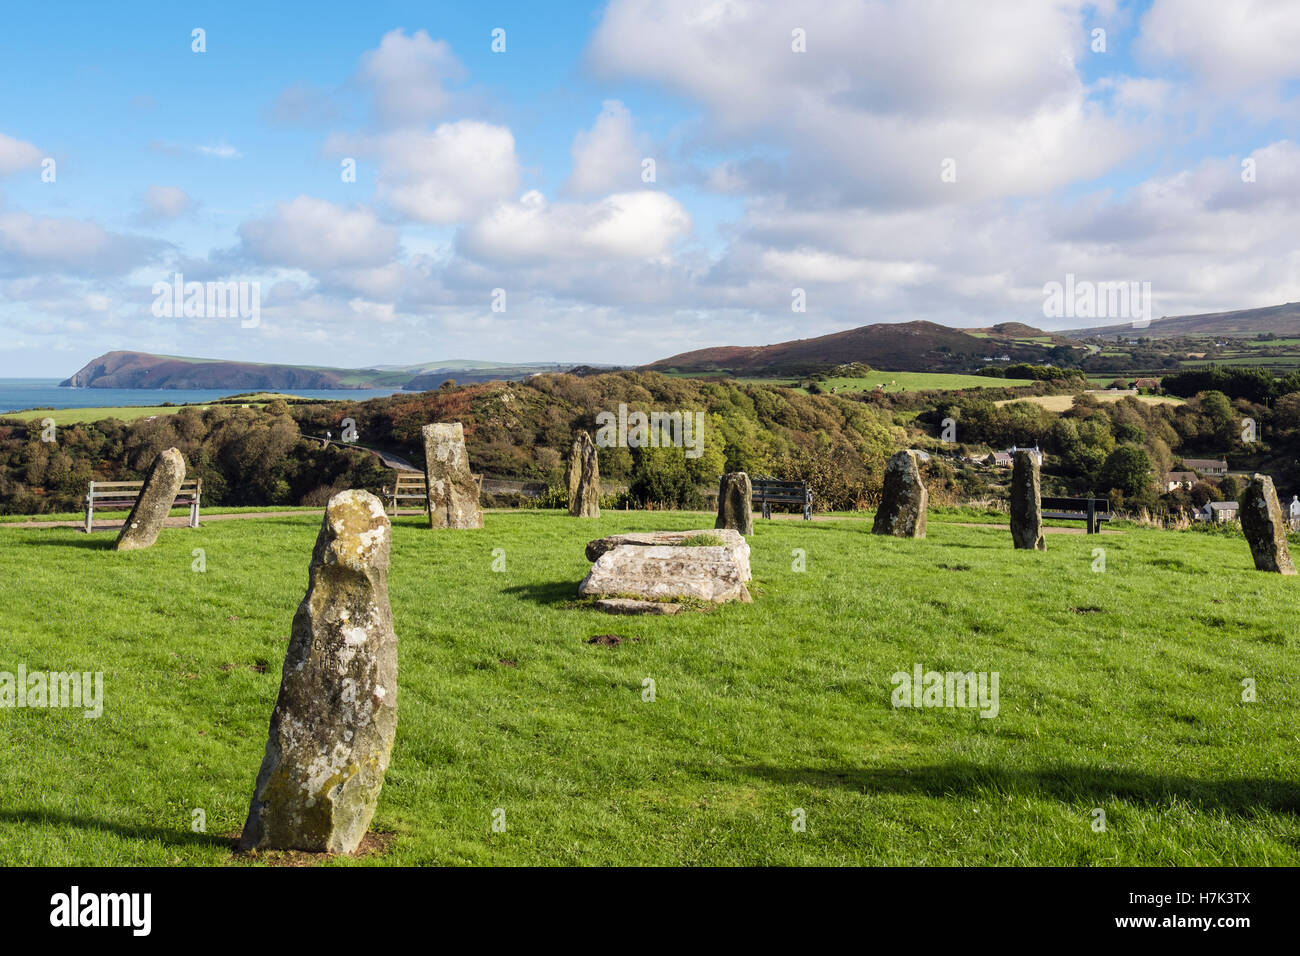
[0,379,409,415]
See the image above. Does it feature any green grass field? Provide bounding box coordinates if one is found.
[1,510,1297,865]
[736,372,1036,394]
[1,402,278,426]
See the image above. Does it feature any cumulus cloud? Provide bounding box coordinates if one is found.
[356,28,466,125]
[565,100,645,197]
[0,133,43,176]
[0,211,161,276]
[139,185,195,222]
[341,121,521,224]
[238,196,399,270]
[589,0,1137,207]
[1139,0,1300,91]
[460,189,692,264]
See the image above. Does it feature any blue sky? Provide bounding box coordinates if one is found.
[1,0,1298,377]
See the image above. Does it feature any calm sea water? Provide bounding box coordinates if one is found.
[0,379,410,414]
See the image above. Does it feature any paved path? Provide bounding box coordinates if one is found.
[951,521,1123,535]
[2,511,316,531]
[303,435,418,471]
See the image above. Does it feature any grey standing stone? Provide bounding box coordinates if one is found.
[585,528,752,581]
[579,544,752,604]
[1009,450,1046,551]
[566,431,600,518]
[114,447,186,551]
[715,472,754,535]
[1239,474,1297,574]
[872,450,928,538]
[421,422,483,529]
[239,490,398,854]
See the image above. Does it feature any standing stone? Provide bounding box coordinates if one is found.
[1238,474,1297,574]
[715,472,754,535]
[566,431,600,518]
[421,422,483,529]
[1009,450,1046,551]
[872,451,928,538]
[239,490,398,854]
[113,447,186,551]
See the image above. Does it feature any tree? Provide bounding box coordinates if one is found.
[1099,444,1152,498]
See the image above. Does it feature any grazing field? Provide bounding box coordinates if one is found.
[0,510,1296,865]
[736,372,1036,393]
[2,396,285,426]
[996,392,1184,412]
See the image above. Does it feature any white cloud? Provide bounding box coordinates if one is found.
[0,211,159,276]
[140,185,195,222]
[460,189,692,264]
[1139,0,1300,91]
[0,133,43,176]
[352,121,521,224]
[565,100,644,197]
[356,28,465,125]
[239,196,399,270]
[589,0,1135,206]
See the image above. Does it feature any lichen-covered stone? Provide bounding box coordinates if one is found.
[585,529,751,581]
[239,490,398,854]
[579,544,752,604]
[566,431,600,518]
[421,422,483,529]
[715,472,754,535]
[872,451,928,538]
[1009,450,1046,551]
[1239,474,1296,574]
[114,447,186,551]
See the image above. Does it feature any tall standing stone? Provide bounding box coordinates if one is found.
[1009,450,1046,551]
[421,422,483,529]
[715,472,754,535]
[114,447,186,551]
[1238,474,1297,574]
[872,451,928,538]
[566,431,600,518]
[239,490,398,854]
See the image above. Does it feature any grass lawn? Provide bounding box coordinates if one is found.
[0,404,270,426]
[0,510,1296,865]
[737,372,1037,394]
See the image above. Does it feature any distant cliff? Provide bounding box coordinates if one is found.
[60,351,602,390]
[60,351,393,389]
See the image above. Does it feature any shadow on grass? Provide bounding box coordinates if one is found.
[501,580,579,607]
[28,535,115,550]
[739,762,1300,815]
[0,808,237,850]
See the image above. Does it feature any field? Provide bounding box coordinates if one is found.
[1,510,1296,865]
[996,392,1184,412]
[2,401,272,426]
[736,372,1036,394]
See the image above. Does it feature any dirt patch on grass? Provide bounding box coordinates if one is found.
[227,830,396,866]
[588,634,640,647]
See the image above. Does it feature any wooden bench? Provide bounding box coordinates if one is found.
[1041,496,1110,534]
[384,469,484,515]
[84,478,202,533]
[753,478,813,521]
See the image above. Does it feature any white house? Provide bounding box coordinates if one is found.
[1197,501,1239,523]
